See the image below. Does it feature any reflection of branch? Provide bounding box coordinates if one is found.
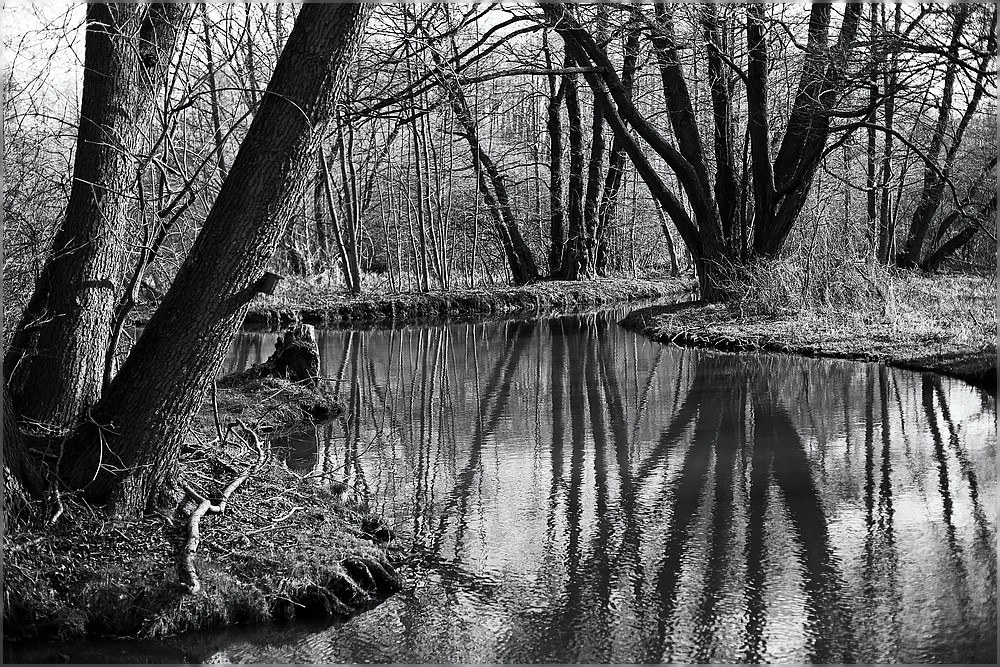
[598,320,646,604]
[932,377,995,560]
[546,318,567,544]
[690,384,741,662]
[743,390,772,663]
[647,402,717,662]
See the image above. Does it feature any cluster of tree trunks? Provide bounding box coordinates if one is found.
[542,2,869,297]
[5,4,373,519]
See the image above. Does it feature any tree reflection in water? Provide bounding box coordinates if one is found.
[232,310,995,664]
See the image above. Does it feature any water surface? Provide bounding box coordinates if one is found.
[11,309,996,663]
[212,309,996,663]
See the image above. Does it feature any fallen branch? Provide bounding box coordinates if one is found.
[180,420,265,595]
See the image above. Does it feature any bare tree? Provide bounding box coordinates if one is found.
[6,3,373,518]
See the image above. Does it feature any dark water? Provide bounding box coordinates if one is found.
[10,309,996,663]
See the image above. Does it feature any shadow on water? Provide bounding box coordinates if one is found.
[12,308,995,664]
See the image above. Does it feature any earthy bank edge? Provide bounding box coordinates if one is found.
[620,301,997,394]
[3,374,401,643]
[242,277,689,327]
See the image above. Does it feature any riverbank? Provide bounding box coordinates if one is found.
[621,272,996,393]
[4,369,400,642]
[243,276,689,327]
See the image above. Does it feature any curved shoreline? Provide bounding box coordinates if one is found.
[620,301,997,394]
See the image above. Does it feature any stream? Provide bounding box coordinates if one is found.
[8,307,996,663]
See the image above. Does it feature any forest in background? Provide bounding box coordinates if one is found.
[2,2,996,520]
[5,2,996,313]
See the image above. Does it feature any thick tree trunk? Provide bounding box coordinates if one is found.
[745,3,775,255]
[5,4,184,430]
[702,4,739,247]
[757,2,863,257]
[559,53,588,280]
[576,6,608,280]
[596,27,640,275]
[58,4,373,517]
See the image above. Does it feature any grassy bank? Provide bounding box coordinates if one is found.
[243,277,688,327]
[621,271,996,393]
[4,376,400,642]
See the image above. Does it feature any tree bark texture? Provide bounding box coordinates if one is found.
[559,52,588,280]
[58,4,373,517]
[702,4,739,247]
[5,4,185,430]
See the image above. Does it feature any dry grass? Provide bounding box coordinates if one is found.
[622,270,996,392]
[715,254,897,319]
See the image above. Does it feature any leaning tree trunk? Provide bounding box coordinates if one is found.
[4,4,185,430]
[896,4,971,268]
[420,32,539,285]
[595,27,639,275]
[897,4,992,269]
[756,2,863,257]
[58,3,374,518]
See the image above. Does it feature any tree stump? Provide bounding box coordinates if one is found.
[267,324,320,387]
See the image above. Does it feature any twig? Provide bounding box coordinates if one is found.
[211,379,225,445]
[48,488,64,525]
[243,506,304,536]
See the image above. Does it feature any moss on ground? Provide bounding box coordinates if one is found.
[621,273,996,393]
[243,277,688,327]
[3,375,400,642]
